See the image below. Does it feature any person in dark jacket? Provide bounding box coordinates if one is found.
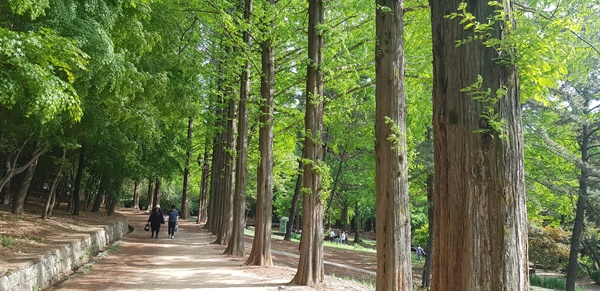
[148,206,165,238]
[167,205,179,239]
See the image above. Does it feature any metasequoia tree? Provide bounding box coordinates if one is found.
[225,0,253,258]
[291,0,325,285]
[245,0,275,266]
[430,1,529,290]
[181,117,193,219]
[374,0,413,289]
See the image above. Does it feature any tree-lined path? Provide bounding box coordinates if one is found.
[48,209,372,291]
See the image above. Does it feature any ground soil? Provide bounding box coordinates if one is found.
[1,199,599,290]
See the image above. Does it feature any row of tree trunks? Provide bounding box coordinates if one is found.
[431,1,529,290]
[72,151,85,215]
[152,178,162,210]
[146,178,154,211]
[206,101,225,232]
[132,180,140,210]
[181,116,194,220]
[225,0,253,258]
[374,0,413,289]
[42,151,66,219]
[197,147,210,224]
[291,0,325,285]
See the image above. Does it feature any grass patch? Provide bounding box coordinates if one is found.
[0,234,14,247]
[530,275,587,291]
[107,243,121,254]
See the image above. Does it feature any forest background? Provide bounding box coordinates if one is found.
[1,0,599,289]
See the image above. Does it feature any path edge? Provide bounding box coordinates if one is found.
[0,217,129,291]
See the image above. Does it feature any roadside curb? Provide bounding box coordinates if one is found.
[0,217,129,291]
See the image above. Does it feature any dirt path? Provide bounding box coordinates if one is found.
[46,208,599,291]
[48,209,372,291]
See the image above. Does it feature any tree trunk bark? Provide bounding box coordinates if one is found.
[146,178,154,211]
[374,0,412,289]
[431,1,529,290]
[422,174,434,288]
[583,239,599,270]
[11,159,38,214]
[207,121,224,232]
[354,203,360,243]
[92,175,106,213]
[285,159,303,241]
[72,151,85,215]
[246,0,275,264]
[1,152,11,206]
[214,79,237,246]
[132,180,140,210]
[181,116,194,219]
[153,178,161,210]
[291,0,325,285]
[43,151,66,219]
[225,0,252,257]
[197,148,210,224]
[566,124,590,291]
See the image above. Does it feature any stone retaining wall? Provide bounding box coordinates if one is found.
[0,218,129,291]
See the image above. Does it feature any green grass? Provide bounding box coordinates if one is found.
[0,234,14,247]
[529,275,587,291]
[107,243,121,254]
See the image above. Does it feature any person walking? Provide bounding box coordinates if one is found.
[167,205,179,239]
[416,244,425,262]
[148,206,165,238]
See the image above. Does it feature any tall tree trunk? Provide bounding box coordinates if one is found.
[374,0,412,289]
[43,151,66,219]
[353,203,360,243]
[431,1,529,290]
[106,179,122,216]
[0,143,46,194]
[246,0,275,265]
[181,116,194,219]
[153,178,162,210]
[422,174,434,288]
[566,124,590,291]
[11,159,38,214]
[1,152,11,206]
[146,177,154,211]
[225,0,252,257]
[72,151,85,216]
[92,175,106,213]
[214,79,237,245]
[583,239,599,270]
[285,159,303,241]
[341,202,348,232]
[197,148,210,224]
[325,156,344,228]
[132,180,140,210]
[291,0,324,284]
[207,122,224,232]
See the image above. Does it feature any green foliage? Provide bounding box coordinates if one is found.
[528,225,570,269]
[529,275,587,291]
[459,75,508,139]
[591,270,600,285]
[0,234,14,247]
[7,0,50,19]
[0,28,86,122]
